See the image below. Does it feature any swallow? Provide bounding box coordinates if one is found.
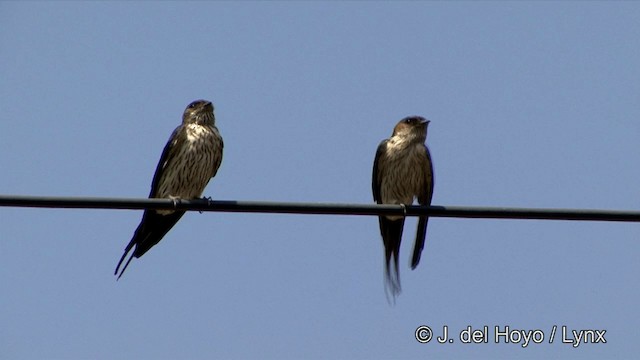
[372,116,434,299]
[115,99,224,279]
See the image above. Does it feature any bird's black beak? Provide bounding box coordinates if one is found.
[421,119,430,126]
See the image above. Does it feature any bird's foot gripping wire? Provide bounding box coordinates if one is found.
[169,196,180,210]
[199,196,213,214]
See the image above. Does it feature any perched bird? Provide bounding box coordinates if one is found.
[372,116,434,299]
[115,99,224,279]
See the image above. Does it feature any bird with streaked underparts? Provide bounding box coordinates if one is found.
[115,99,224,279]
[372,116,434,301]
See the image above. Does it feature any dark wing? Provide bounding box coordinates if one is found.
[209,134,224,179]
[420,144,435,207]
[411,144,434,269]
[114,125,188,279]
[372,140,388,204]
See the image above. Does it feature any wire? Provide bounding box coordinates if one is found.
[0,194,638,222]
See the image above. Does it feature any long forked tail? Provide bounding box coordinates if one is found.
[380,217,404,303]
[114,210,185,280]
[115,239,137,280]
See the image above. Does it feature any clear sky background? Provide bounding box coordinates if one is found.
[1,2,639,359]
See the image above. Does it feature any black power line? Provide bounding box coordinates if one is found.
[0,195,639,222]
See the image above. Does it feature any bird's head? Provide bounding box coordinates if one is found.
[183,99,215,126]
[392,116,429,142]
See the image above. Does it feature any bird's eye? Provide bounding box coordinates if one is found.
[188,102,198,109]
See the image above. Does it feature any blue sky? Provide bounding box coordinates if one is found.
[1,2,639,359]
